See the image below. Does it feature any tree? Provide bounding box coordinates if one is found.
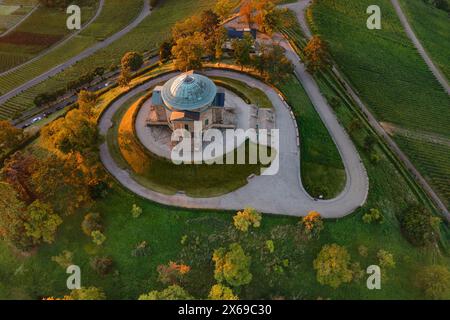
[0,120,23,152]
[69,287,106,300]
[1,151,37,203]
[232,34,254,70]
[91,230,106,246]
[159,39,174,62]
[301,211,324,239]
[118,68,132,87]
[131,204,143,218]
[0,182,30,250]
[81,212,103,236]
[303,36,331,74]
[362,208,384,224]
[201,10,220,37]
[214,27,228,62]
[157,261,191,285]
[90,256,114,276]
[139,285,193,300]
[377,250,395,269]
[416,265,450,300]
[24,200,62,245]
[261,44,293,84]
[233,207,262,232]
[77,90,98,119]
[400,206,440,247]
[213,243,252,287]
[209,284,238,300]
[313,244,353,288]
[52,250,74,269]
[172,32,207,71]
[121,51,144,72]
[214,0,236,19]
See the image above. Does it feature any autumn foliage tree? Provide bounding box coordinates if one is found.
[416,265,450,300]
[313,244,353,288]
[172,32,207,71]
[0,120,24,153]
[157,261,191,285]
[209,284,238,300]
[303,35,331,74]
[213,243,252,287]
[139,285,193,300]
[233,207,262,232]
[301,211,324,239]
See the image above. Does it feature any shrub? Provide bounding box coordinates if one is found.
[416,265,450,300]
[131,204,143,218]
[51,250,74,269]
[362,208,384,224]
[90,256,114,276]
[233,208,262,232]
[377,250,395,269]
[81,213,102,236]
[400,206,439,247]
[132,241,150,257]
[91,230,106,246]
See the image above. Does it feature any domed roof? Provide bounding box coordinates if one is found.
[161,71,217,111]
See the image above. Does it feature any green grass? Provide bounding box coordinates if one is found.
[107,92,269,197]
[280,75,346,199]
[212,76,273,109]
[399,0,450,80]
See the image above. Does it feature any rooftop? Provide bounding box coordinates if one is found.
[161,71,217,111]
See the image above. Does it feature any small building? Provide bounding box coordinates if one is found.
[147,71,227,133]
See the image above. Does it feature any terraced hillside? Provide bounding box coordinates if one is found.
[0,0,143,119]
[311,0,450,207]
[0,0,97,73]
[0,0,216,120]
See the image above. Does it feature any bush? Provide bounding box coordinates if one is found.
[51,250,74,269]
[400,206,439,247]
[131,204,143,218]
[90,256,114,276]
[362,208,384,224]
[81,213,103,236]
[132,241,150,257]
[91,230,106,246]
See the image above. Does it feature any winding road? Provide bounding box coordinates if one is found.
[281,0,449,218]
[0,0,151,106]
[99,64,369,218]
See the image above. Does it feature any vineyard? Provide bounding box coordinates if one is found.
[399,0,450,80]
[0,0,217,120]
[395,134,450,207]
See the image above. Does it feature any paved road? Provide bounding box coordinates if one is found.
[282,0,449,219]
[0,0,105,77]
[99,68,369,218]
[0,0,151,106]
[391,0,450,95]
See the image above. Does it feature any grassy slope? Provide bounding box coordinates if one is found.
[311,0,450,208]
[0,0,216,119]
[399,0,450,80]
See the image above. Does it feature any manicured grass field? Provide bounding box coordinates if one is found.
[279,76,346,199]
[399,0,450,80]
[311,0,450,211]
[0,0,216,120]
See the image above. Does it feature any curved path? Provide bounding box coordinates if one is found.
[99,69,368,218]
[0,4,40,38]
[0,0,150,106]
[0,0,105,77]
[282,0,449,218]
[391,0,450,95]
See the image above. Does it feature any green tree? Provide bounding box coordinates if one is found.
[159,39,174,62]
[400,206,440,247]
[0,120,23,152]
[209,284,238,300]
[313,244,353,288]
[172,32,207,71]
[52,250,74,269]
[416,265,450,300]
[121,51,144,72]
[81,212,103,236]
[362,208,384,224]
[377,250,395,269]
[24,200,62,245]
[213,243,252,287]
[69,287,106,300]
[131,204,143,218]
[214,0,237,19]
[232,34,254,70]
[233,207,262,232]
[91,230,106,246]
[139,285,193,300]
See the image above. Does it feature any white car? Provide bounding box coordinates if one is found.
[31,116,43,123]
